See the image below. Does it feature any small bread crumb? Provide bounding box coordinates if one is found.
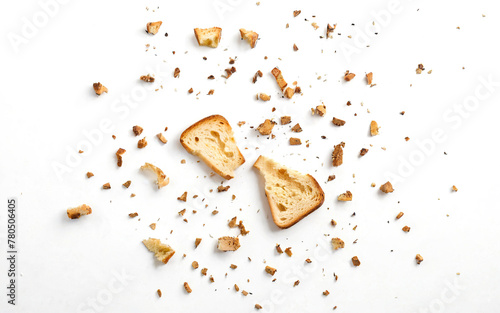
[146,21,162,35]
[140,74,155,82]
[67,204,92,219]
[140,162,169,189]
[178,192,188,202]
[157,133,167,144]
[285,247,292,257]
[116,148,126,167]
[337,191,352,201]
[133,126,143,136]
[332,238,345,250]
[257,119,274,135]
[416,254,424,264]
[366,72,373,85]
[281,116,291,125]
[370,121,379,136]
[217,236,240,251]
[380,181,394,193]
[93,82,108,95]
[195,238,202,248]
[452,185,458,192]
[86,172,94,178]
[192,261,199,269]
[138,137,148,149]
[344,71,356,81]
[255,304,263,310]
[332,142,345,167]
[396,212,404,219]
[265,266,277,276]
[103,183,111,189]
[289,137,302,145]
[352,256,361,266]
[332,117,346,126]
[402,226,411,232]
[315,105,326,116]
[291,123,302,132]
[157,289,162,298]
[184,282,192,293]
[259,93,271,101]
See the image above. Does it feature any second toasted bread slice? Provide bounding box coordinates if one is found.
[180,115,245,180]
[254,156,324,228]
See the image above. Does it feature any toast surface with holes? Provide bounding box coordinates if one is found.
[254,155,324,228]
[180,115,245,179]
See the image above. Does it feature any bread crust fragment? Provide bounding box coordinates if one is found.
[194,27,222,48]
[253,156,325,228]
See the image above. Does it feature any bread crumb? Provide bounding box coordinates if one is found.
[396,212,404,219]
[194,27,222,48]
[140,74,155,82]
[102,183,111,190]
[184,282,192,293]
[352,256,361,266]
[257,119,274,135]
[157,289,162,297]
[315,105,326,116]
[143,238,175,264]
[416,254,424,264]
[86,172,94,178]
[234,284,240,292]
[259,93,271,101]
[201,268,208,276]
[242,290,249,296]
[93,82,108,95]
[129,212,138,218]
[271,67,287,91]
[366,72,373,85]
[281,116,291,125]
[265,266,277,275]
[284,87,295,99]
[192,261,199,269]
[293,44,299,51]
[293,280,300,287]
[326,23,336,38]
[138,137,148,148]
[239,28,259,48]
[323,290,330,296]
[140,162,169,189]
[293,10,301,17]
[332,142,345,167]
[195,238,202,248]
[230,264,237,269]
[285,247,292,257]
[157,133,167,144]
[217,236,240,251]
[255,304,263,310]
[452,185,458,192]
[289,137,302,145]
[146,21,162,35]
[116,148,126,167]
[276,244,283,254]
[370,121,379,136]
[305,258,312,263]
[380,181,394,193]
[133,125,143,136]
[217,185,230,192]
[178,192,187,202]
[291,123,302,132]
[150,223,156,230]
[331,219,337,226]
[67,204,92,219]
[402,226,411,232]
[337,191,352,201]
[344,71,355,81]
[332,117,346,126]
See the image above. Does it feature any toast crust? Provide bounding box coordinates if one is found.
[254,156,325,228]
[180,115,245,180]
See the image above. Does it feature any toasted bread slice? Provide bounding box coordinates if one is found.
[239,28,258,48]
[253,156,325,228]
[142,238,175,264]
[194,27,222,48]
[180,115,245,180]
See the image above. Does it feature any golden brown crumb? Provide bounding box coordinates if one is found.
[188,87,193,93]
[380,181,394,193]
[157,133,167,144]
[452,185,458,192]
[293,280,300,287]
[86,172,94,178]
[332,117,346,126]
[178,192,187,202]
[259,93,271,101]
[140,74,155,82]
[239,28,259,48]
[289,137,302,145]
[137,137,148,149]
[178,209,186,216]
[257,119,274,135]
[103,183,111,189]
[402,226,411,232]
[337,191,352,201]
[174,68,180,78]
[344,71,355,81]
[331,219,337,226]
[201,268,208,276]
[129,212,138,218]
[332,238,345,250]
[311,22,319,30]
[352,256,361,266]
[230,264,237,269]
[405,136,410,141]
[212,210,219,215]
[315,105,326,116]
[123,180,131,188]
[293,44,298,51]
[92,82,108,96]
[192,261,199,269]
[195,238,202,248]
[217,185,230,192]
[328,175,336,182]
[209,276,215,283]
[291,123,302,132]
[285,247,292,257]
[396,212,404,219]
[184,282,192,293]
[234,284,240,292]
[133,126,143,136]
[284,87,295,99]
[326,23,336,38]
[207,89,215,95]
[360,148,369,156]
[224,67,236,79]
[305,258,312,263]
[116,148,126,167]
[140,162,169,189]
[150,223,156,230]
[242,290,249,296]
[332,142,345,167]
[416,64,425,74]
[146,21,162,35]
[67,204,92,219]
[265,266,277,276]
[253,70,263,83]
[370,121,379,136]
[271,68,287,91]
[293,10,301,17]
[276,244,283,254]
[255,304,263,310]
[323,290,330,296]
[281,116,291,125]
[217,236,240,251]
[366,72,373,85]
[416,254,424,264]
[157,289,162,297]
[131,193,136,197]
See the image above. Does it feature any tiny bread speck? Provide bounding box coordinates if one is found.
[366,72,373,85]
[255,304,263,310]
[93,82,108,95]
[276,244,283,254]
[281,116,291,125]
[157,289,162,298]
[416,254,424,264]
[396,212,404,219]
[352,256,361,266]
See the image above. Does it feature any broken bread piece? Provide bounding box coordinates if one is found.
[142,238,175,264]
[239,28,258,48]
[180,115,245,180]
[140,162,169,189]
[254,156,325,228]
[146,21,162,35]
[217,236,240,251]
[67,204,92,219]
[194,27,222,48]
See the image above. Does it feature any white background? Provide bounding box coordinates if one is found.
[1,0,500,312]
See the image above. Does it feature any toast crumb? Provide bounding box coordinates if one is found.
[157,289,162,297]
[265,265,277,275]
[123,180,131,188]
[289,137,302,145]
[129,212,138,218]
[217,236,240,251]
[396,212,404,219]
[293,44,299,51]
[326,23,336,38]
[201,268,208,276]
[315,105,326,116]
[366,72,373,85]
[352,256,361,266]
[140,162,169,189]
[328,175,336,182]
[416,254,424,264]
[284,87,295,99]
[332,238,345,250]
[142,238,175,264]
[402,226,411,232]
[257,119,274,135]
[217,185,230,192]
[234,284,239,292]
[116,148,126,167]
[242,290,249,296]
[337,191,352,201]
[192,261,199,269]
[259,93,271,101]
[380,181,394,193]
[293,10,301,17]
[184,282,192,293]
[370,121,379,136]
[178,192,188,202]
[67,204,92,219]
[452,185,458,192]
[332,117,346,126]
[146,21,162,35]
[255,304,263,310]
[149,223,156,230]
[230,264,237,269]
[305,258,312,263]
[311,22,319,30]
[332,142,345,167]
[291,123,302,132]
[140,74,155,82]
[281,116,291,125]
[331,219,337,226]
[344,71,356,81]
[271,67,287,91]
[285,247,292,257]
[276,244,283,254]
[93,82,108,95]
[157,133,167,144]
[239,28,259,48]
[133,126,143,136]
[360,148,369,156]
[293,280,300,287]
[86,172,94,178]
[138,137,148,148]
[416,64,425,74]
[228,217,237,228]
[102,183,111,189]
[194,27,222,48]
[195,238,202,248]
[323,290,330,296]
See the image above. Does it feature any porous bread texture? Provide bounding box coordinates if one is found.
[253,156,325,228]
[142,238,175,264]
[180,115,245,180]
[194,27,222,48]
